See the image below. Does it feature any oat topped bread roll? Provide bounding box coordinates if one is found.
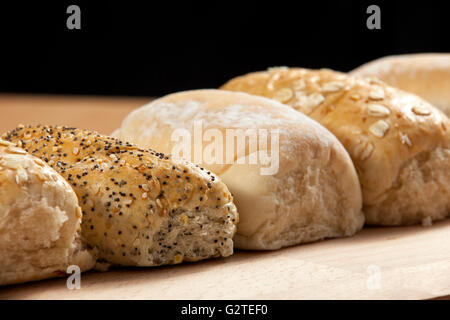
[350,53,450,117]
[0,139,94,286]
[2,125,238,266]
[221,67,450,226]
[113,90,364,250]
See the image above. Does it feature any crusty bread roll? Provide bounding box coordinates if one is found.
[2,125,238,266]
[350,53,450,117]
[112,90,364,250]
[0,139,94,286]
[221,67,450,226]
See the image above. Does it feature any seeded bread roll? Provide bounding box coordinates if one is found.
[0,139,94,286]
[350,53,450,117]
[2,125,238,266]
[221,67,450,226]
[112,90,364,250]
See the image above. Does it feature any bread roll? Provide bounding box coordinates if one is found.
[221,67,450,226]
[112,89,364,250]
[0,139,94,286]
[350,53,450,117]
[2,125,238,266]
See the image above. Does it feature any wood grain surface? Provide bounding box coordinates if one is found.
[0,94,151,135]
[0,94,449,300]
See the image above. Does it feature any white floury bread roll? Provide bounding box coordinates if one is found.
[3,125,238,266]
[350,53,450,117]
[0,140,94,286]
[112,90,364,250]
[221,67,450,226]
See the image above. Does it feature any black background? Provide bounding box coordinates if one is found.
[0,0,449,96]
[0,300,446,318]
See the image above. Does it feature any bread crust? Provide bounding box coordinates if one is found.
[0,140,94,286]
[2,126,238,266]
[221,67,450,225]
[113,90,364,250]
[350,53,450,117]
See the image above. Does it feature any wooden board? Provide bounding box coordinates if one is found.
[0,94,449,300]
[0,93,151,135]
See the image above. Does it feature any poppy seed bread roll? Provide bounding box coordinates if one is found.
[0,139,94,286]
[221,67,450,226]
[2,125,238,266]
[112,90,364,250]
[350,53,450,117]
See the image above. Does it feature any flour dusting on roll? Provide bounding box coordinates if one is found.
[113,89,364,250]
